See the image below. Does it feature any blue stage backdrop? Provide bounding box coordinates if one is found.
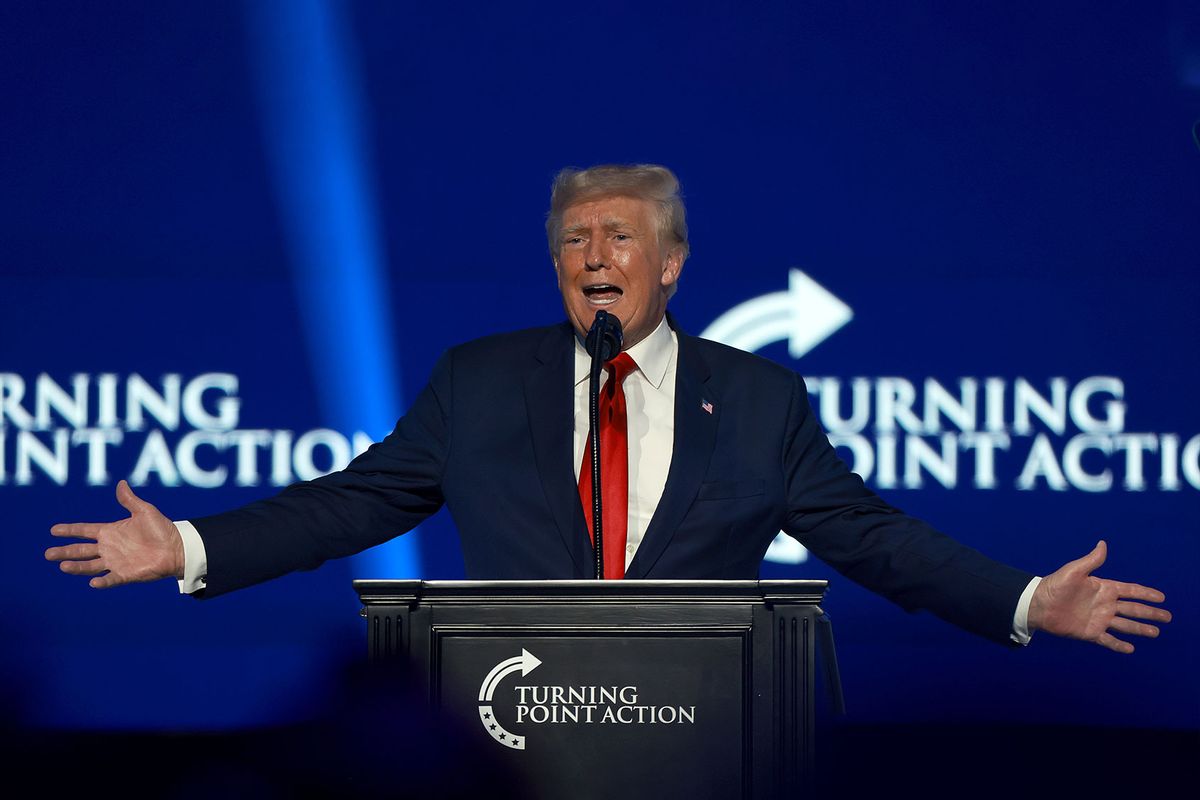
[1,1,1197,732]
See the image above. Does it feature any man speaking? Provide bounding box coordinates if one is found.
[47,164,1170,652]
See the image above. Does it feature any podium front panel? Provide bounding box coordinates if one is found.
[437,631,746,799]
[356,579,827,800]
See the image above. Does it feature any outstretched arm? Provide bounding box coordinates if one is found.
[1028,540,1171,653]
[45,480,183,588]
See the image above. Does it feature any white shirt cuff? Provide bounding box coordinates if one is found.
[174,520,208,595]
[1010,576,1042,645]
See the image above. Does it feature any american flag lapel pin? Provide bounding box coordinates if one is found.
[701,399,713,415]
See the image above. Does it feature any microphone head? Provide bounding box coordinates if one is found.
[585,311,624,362]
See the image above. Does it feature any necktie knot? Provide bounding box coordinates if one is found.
[605,352,637,390]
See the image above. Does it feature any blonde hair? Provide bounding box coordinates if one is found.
[545,164,690,261]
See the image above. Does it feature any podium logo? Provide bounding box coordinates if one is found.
[478,648,542,750]
[476,648,698,752]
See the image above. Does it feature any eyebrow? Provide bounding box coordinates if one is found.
[561,218,640,237]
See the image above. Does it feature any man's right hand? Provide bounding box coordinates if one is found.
[45,480,184,589]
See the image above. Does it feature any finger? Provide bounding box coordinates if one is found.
[60,559,109,577]
[1116,600,1172,623]
[49,523,104,540]
[1110,582,1166,604]
[90,574,120,589]
[1109,617,1159,639]
[44,543,100,562]
[1095,631,1134,654]
[115,479,147,514]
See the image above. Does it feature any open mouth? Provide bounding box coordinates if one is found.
[583,284,623,305]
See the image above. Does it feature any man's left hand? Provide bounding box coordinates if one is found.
[1028,540,1171,653]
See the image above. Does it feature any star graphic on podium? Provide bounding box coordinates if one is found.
[478,649,541,751]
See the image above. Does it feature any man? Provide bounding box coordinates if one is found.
[47,164,1170,651]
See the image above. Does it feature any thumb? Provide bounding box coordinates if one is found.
[1072,539,1107,575]
[115,479,147,515]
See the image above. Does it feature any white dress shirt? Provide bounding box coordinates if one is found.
[572,315,678,570]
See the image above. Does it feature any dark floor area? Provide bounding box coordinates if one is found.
[819,723,1199,797]
[8,721,1196,798]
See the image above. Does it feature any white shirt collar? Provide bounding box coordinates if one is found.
[573,314,675,390]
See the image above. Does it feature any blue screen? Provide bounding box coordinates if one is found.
[2,1,1197,734]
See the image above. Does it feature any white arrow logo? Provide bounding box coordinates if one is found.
[477,648,542,750]
[700,269,853,359]
[701,270,852,565]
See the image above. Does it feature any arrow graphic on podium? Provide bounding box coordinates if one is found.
[478,648,542,750]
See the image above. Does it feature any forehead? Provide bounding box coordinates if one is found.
[560,194,656,229]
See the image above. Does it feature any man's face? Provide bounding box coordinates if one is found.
[554,194,684,349]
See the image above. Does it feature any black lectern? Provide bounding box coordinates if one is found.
[355,579,829,800]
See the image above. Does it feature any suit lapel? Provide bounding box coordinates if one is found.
[523,323,591,575]
[626,329,719,578]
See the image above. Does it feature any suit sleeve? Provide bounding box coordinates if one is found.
[779,372,1033,645]
[189,352,455,597]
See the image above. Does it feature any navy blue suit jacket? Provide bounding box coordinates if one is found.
[195,319,1033,644]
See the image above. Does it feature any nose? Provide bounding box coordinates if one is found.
[584,238,607,270]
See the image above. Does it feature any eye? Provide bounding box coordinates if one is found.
[613,233,630,241]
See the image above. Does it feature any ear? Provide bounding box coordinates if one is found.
[660,245,685,289]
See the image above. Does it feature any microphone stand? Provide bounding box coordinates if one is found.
[585,311,622,579]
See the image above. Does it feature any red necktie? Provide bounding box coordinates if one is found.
[578,352,637,579]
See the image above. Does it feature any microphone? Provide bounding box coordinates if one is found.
[585,311,623,362]
[584,311,623,579]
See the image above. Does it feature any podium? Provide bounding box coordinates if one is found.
[355,579,832,800]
